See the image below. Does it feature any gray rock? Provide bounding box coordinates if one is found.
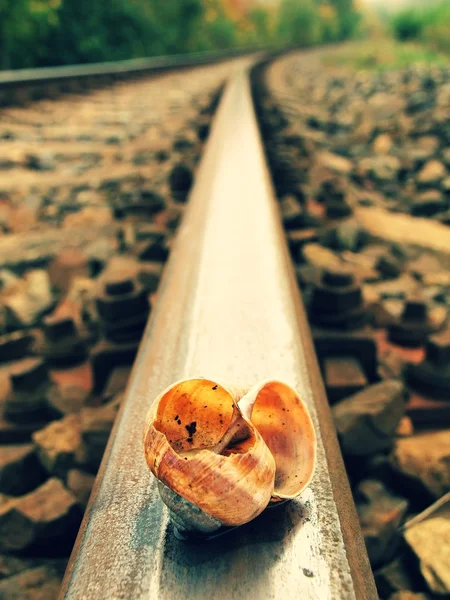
[388,593,428,600]
[441,176,450,197]
[417,135,440,152]
[46,385,90,418]
[402,146,435,172]
[24,153,55,171]
[302,243,342,270]
[417,160,447,187]
[372,133,393,155]
[407,90,433,113]
[375,556,418,598]
[356,479,408,567]
[63,206,113,230]
[3,270,53,329]
[32,414,82,480]
[411,190,447,217]
[0,554,33,580]
[102,368,131,401]
[0,445,46,496]
[0,562,65,599]
[390,430,450,499]
[48,248,90,295]
[333,380,406,456]
[358,156,401,183]
[368,92,406,119]
[79,396,121,471]
[0,478,81,552]
[407,253,443,280]
[442,148,450,169]
[376,254,402,279]
[404,507,450,595]
[334,220,368,252]
[85,237,116,274]
[280,195,304,230]
[138,262,164,294]
[316,151,353,176]
[67,469,95,509]
[0,158,16,170]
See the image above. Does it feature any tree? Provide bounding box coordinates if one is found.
[327,0,359,39]
[276,0,322,47]
[0,0,58,69]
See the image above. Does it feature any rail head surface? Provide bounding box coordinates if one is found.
[60,62,377,600]
[0,48,264,89]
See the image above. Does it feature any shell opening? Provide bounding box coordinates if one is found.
[144,378,276,527]
[143,378,316,530]
[153,379,253,457]
[247,381,316,500]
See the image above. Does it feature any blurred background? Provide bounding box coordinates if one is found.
[2,0,448,72]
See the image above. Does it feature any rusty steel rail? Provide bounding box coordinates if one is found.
[0,48,264,105]
[60,62,377,599]
[0,49,263,87]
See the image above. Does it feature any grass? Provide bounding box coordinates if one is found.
[321,39,449,71]
[391,2,450,56]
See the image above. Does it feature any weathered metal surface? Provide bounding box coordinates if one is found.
[60,66,376,599]
[0,49,262,90]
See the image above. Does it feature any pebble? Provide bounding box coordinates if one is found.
[390,430,450,499]
[0,561,66,599]
[32,414,82,480]
[356,479,408,567]
[404,510,450,595]
[374,556,418,598]
[0,478,80,552]
[3,270,53,329]
[333,380,406,457]
[0,445,46,496]
[416,160,447,186]
[66,469,95,510]
[302,243,342,269]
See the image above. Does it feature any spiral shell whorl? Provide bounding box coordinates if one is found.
[143,378,316,535]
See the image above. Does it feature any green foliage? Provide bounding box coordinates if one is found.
[276,0,322,46]
[0,0,58,69]
[329,0,358,39]
[0,0,360,71]
[322,40,447,72]
[190,1,238,51]
[420,2,450,55]
[391,8,424,41]
[391,2,450,55]
[276,0,359,47]
[244,8,275,46]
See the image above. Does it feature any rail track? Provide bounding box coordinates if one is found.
[0,48,261,107]
[0,47,448,600]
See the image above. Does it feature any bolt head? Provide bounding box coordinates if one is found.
[322,268,354,288]
[105,278,134,296]
[426,329,450,366]
[402,300,427,322]
[10,358,49,393]
[43,315,76,341]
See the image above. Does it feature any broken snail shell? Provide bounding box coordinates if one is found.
[143,378,316,537]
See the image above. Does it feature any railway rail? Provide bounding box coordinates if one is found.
[59,59,376,600]
[0,45,448,600]
[0,48,262,106]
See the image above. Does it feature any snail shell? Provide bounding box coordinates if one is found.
[143,378,316,536]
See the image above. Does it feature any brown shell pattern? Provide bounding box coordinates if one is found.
[143,378,316,529]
